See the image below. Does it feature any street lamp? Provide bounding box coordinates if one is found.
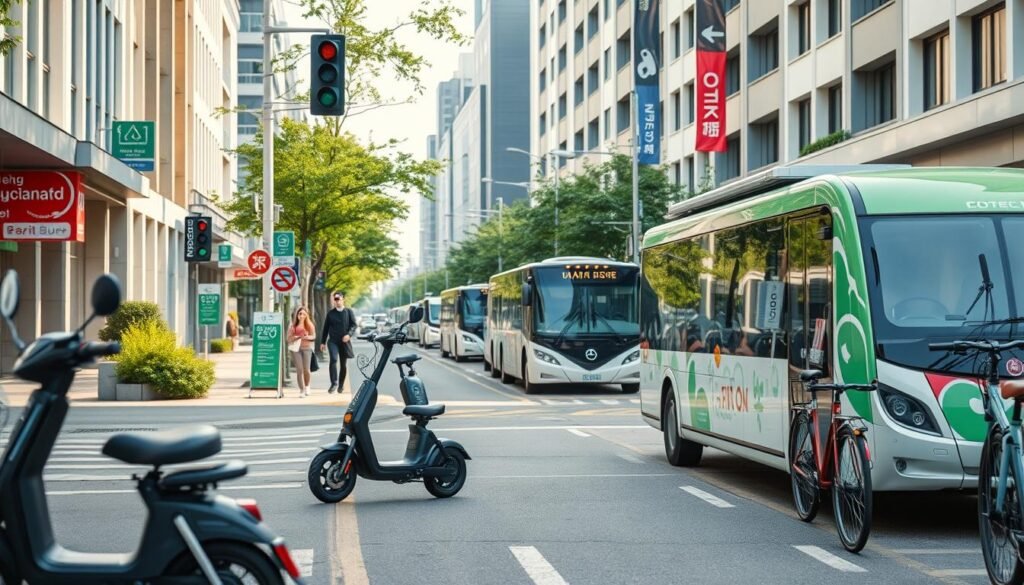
[506,147,576,255]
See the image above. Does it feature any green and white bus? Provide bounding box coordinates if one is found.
[639,165,1024,491]
[439,284,488,361]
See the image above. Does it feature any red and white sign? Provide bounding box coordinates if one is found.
[231,268,261,280]
[247,250,272,275]
[0,171,85,242]
[695,0,727,153]
[270,266,297,292]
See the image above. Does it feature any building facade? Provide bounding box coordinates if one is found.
[532,0,1024,195]
[0,0,241,374]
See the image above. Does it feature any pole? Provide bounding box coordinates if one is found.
[552,153,560,256]
[497,197,504,272]
[631,90,641,265]
[261,1,274,312]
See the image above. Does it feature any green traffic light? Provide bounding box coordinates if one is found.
[199,249,208,256]
[317,88,338,108]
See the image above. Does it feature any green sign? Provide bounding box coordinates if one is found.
[273,231,295,257]
[111,121,155,171]
[250,312,282,390]
[218,244,232,268]
[197,284,220,326]
[304,239,311,258]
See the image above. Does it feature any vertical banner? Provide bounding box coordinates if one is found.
[250,312,283,396]
[633,0,661,165]
[696,0,727,152]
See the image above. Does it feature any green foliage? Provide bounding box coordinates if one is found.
[800,130,851,157]
[0,0,23,56]
[210,338,234,353]
[116,322,215,399]
[98,301,166,342]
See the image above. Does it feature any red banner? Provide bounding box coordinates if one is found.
[0,171,85,242]
[695,51,727,152]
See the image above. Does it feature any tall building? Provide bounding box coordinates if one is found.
[532,0,1024,195]
[0,0,242,373]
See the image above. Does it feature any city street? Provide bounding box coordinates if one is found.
[7,341,989,585]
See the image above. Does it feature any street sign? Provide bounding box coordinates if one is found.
[217,244,232,268]
[272,255,296,267]
[270,266,297,293]
[0,171,85,242]
[197,284,221,326]
[273,231,295,257]
[250,312,282,394]
[247,250,272,275]
[111,121,156,171]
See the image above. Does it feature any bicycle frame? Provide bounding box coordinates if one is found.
[796,390,870,490]
[990,377,1024,518]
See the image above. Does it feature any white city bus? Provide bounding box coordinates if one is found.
[439,284,488,361]
[387,305,413,335]
[484,257,641,394]
[417,296,442,347]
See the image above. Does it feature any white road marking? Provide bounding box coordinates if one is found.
[509,546,570,585]
[616,453,644,464]
[891,549,979,555]
[629,399,641,404]
[679,486,735,509]
[45,457,309,470]
[541,400,560,406]
[373,424,648,433]
[600,399,620,405]
[477,473,675,479]
[793,546,867,573]
[566,429,590,437]
[927,569,987,577]
[47,483,302,496]
[48,447,314,462]
[291,548,315,577]
[44,469,305,482]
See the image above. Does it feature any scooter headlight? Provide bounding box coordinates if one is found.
[622,350,640,365]
[534,349,561,365]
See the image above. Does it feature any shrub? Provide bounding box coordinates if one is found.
[799,129,851,157]
[116,321,215,399]
[210,338,234,353]
[98,301,166,342]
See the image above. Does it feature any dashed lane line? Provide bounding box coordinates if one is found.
[566,429,591,437]
[616,453,644,464]
[927,570,987,577]
[793,546,867,573]
[509,546,571,585]
[47,482,302,496]
[679,485,735,509]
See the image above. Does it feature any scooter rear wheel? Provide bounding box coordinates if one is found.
[425,446,467,498]
[309,449,357,503]
[165,541,284,585]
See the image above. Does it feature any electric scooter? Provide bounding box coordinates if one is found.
[307,306,470,503]
[0,270,305,585]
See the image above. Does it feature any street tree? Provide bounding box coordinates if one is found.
[0,0,24,55]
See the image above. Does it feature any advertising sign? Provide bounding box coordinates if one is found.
[218,244,232,268]
[696,0,727,152]
[633,0,661,165]
[232,268,261,280]
[0,171,85,242]
[111,121,156,171]
[198,284,221,326]
[250,312,282,392]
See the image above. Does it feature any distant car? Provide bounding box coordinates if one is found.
[357,317,378,338]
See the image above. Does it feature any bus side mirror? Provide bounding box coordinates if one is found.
[521,284,532,307]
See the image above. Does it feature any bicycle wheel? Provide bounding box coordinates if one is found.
[832,427,872,553]
[788,410,820,522]
[979,425,1024,585]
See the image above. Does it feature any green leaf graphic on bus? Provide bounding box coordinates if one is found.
[835,316,873,422]
[940,380,999,443]
[687,360,711,431]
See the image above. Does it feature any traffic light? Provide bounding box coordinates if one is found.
[185,216,213,262]
[310,34,345,116]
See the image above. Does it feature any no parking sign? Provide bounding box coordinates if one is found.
[270,266,297,293]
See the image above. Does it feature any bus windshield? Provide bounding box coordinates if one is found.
[533,266,639,338]
[867,215,1024,373]
[459,290,487,336]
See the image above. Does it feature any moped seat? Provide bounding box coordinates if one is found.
[160,460,248,490]
[393,354,421,365]
[102,425,221,466]
[1001,380,1024,400]
[403,404,445,418]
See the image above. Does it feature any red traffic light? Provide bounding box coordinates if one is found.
[318,41,338,61]
[198,220,208,231]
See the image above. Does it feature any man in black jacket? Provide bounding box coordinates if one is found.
[320,291,357,393]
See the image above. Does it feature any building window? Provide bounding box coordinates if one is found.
[575,24,584,53]
[559,92,567,119]
[827,0,841,38]
[852,0,888,22]
[797,99,811,152]
[588,6,599,39]
[828,84,842,133]
[558,0,567,24]
[588,62,599,94]
[540,24,547,49]
[559,44,567,72]
[854,62,894,131]
[685,82,695,125]
[671,90,681,131]
[616,97,630,134]
[617,33,630,70]
[726,53,740,96]
[604,48,611,79]
[540,68,547,92]
[574,76,584,105]
[750,118,779,170]
[604,0,610,20]
[588,117,599,149]
[749,26,778,81]
[685,8,695,50]
[238,95,262,135]
[797,2,811,55]
[239,0,262,32]
[670,19,681,59]
[604,108,611,139]
[238,44,263,84]
[717,135,741,183]
[574,129,585,152]
[924,30,950,110]
[685,156,695,193]
[559,141,568,168]
[973,3,1006,92]
[540,112,547,136]
[671,162,681,185]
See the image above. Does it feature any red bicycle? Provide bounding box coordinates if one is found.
[789,369,878,553]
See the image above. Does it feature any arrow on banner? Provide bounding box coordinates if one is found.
[701,25,724,43]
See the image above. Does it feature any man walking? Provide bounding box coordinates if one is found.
[320,291,357,394]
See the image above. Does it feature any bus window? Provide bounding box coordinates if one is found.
[788,214,834,404]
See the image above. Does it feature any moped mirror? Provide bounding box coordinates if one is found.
[91,274,123,316]
[409,306,424,324]
[1,270,20,320]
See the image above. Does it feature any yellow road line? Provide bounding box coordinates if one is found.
[330,497,369,585]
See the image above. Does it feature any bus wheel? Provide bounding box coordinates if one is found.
[489,349,501,378]
[441,341,449,358]
[522,357,539,394]
[484,357,492,373]
[621,383,640,394]
[454,347,466,362]
[664,394,702,467]
[500,352,514,384]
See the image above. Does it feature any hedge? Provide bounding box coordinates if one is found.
[98,301,167,342]
[799,129,851,157]
[210,338,234,353]
[116,321,215,399]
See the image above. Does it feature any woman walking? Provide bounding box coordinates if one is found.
[288,306,316,397]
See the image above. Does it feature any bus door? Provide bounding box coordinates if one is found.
[787,214,834,444]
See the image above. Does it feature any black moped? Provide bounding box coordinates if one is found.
[0,270,304,585]
[307,306,470,503]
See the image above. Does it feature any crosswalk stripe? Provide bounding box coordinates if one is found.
[45,457,309,470]
[600,399,620,405]
[44,469,305,482]
[510,546,570,585]
[566,429,590,437]
[47,482,302,496]
[793,546,867,573]
[48,447,316,463]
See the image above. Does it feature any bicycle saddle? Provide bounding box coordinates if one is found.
[1001,379,1024,400]
[799,369,824,382]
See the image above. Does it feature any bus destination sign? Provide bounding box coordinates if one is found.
[561,264,620,281]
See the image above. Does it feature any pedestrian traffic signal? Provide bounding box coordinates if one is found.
[310,34,345,116]
[185,216,213,262]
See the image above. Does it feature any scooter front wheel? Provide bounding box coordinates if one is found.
[308,449,357,503]
[425,446,467,498]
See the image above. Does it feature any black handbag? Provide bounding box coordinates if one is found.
[344,342,355,359]
[310,351,320,372]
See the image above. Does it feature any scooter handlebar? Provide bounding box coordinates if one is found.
[77,341,121,360]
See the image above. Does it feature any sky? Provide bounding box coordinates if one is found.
[282,0,476,277]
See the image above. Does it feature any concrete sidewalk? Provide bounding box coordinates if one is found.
[0,345,388,408]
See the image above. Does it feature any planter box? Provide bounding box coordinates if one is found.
[97,362,118,401]
[115,383,161,401]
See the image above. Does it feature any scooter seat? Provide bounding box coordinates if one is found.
[102,425,221,466]
[160,460,248,490]
[403,403,445,418]
[393,354,422,365]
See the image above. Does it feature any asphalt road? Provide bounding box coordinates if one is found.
[3,340,990,584]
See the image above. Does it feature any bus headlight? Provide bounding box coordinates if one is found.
[878,384,941,435]
[534,349,561,365]
[622,350,640,365]
[463,335,474,343]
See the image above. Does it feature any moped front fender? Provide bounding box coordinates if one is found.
[438,438,471,461]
